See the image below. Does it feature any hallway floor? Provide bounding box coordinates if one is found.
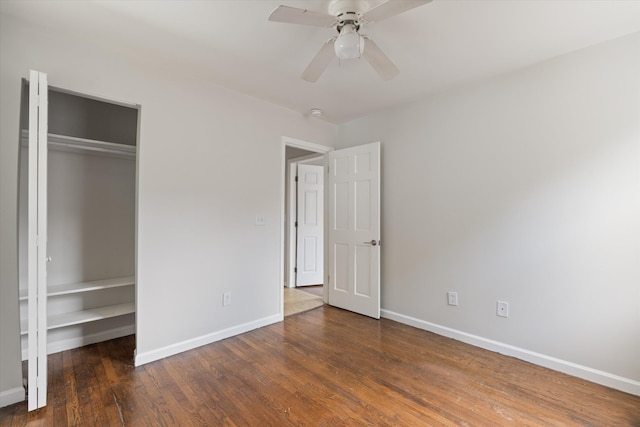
[284,286,323,316]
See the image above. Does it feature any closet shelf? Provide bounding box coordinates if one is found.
[20,302,135,335]
[19,276,135,300]
[20,130,136,158]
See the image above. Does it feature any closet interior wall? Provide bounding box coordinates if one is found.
[18,86,138,359]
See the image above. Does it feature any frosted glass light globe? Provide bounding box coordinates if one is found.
[334,25,364,60]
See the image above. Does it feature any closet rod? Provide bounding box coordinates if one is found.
[47,141,136,157]
[20,130,136,157]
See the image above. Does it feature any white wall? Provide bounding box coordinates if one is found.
[338,33,640,393]
[0,14,337,405]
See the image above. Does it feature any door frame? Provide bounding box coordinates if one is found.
[280,137,332,315]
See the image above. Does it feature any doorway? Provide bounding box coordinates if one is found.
[281,138,332,316]
[280,138,381,320]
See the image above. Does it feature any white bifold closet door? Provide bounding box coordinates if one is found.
[27,69,48,411]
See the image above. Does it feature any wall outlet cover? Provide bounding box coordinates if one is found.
[497,300,509,318]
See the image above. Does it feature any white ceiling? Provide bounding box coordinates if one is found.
[2,0,640,123]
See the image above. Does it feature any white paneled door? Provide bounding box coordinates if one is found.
[328,142,380,319]
[296,164,324,286]
[27,69,48,410]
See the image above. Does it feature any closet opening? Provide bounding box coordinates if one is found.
[17,79,140,402]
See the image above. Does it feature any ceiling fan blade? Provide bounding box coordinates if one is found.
[361,36,399,80]
[301,38,337,82]
[268,5,336,27]
[362,0,432,23]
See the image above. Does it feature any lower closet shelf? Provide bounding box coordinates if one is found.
[49,302,135,329]
[18,276,135,300]
[20,302,135,334]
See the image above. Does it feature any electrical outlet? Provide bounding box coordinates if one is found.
[497,300,509,318]
[447,291,458,306]
[223,292,231,306]
[255,215,265,226]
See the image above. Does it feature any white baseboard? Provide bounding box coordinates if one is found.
[21,325,136,361]
[134,314,283,366]
[381,309,640,396]
[0,386,25,408]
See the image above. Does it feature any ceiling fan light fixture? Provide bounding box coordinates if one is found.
[269,0,432,82]
[334,24,364,60]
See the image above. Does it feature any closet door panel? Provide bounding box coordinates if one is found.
[27,69,48,411]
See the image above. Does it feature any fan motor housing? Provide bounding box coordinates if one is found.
[329,0,366,19]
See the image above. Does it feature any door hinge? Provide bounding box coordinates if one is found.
[294,267,297,273]
[295,221,298,227]
[35,92,46,108]
[295,175,298,182]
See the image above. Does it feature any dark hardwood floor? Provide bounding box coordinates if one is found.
[1,306,639,426]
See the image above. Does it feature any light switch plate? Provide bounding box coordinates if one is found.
[447,291,458,306]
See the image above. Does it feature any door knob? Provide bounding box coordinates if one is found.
[364,240,378,246]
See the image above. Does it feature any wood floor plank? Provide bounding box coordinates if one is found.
[62,350,81,426]
[2,306,639,426]
[48,352,68,426]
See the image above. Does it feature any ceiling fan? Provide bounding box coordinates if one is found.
[268,0,432,82]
